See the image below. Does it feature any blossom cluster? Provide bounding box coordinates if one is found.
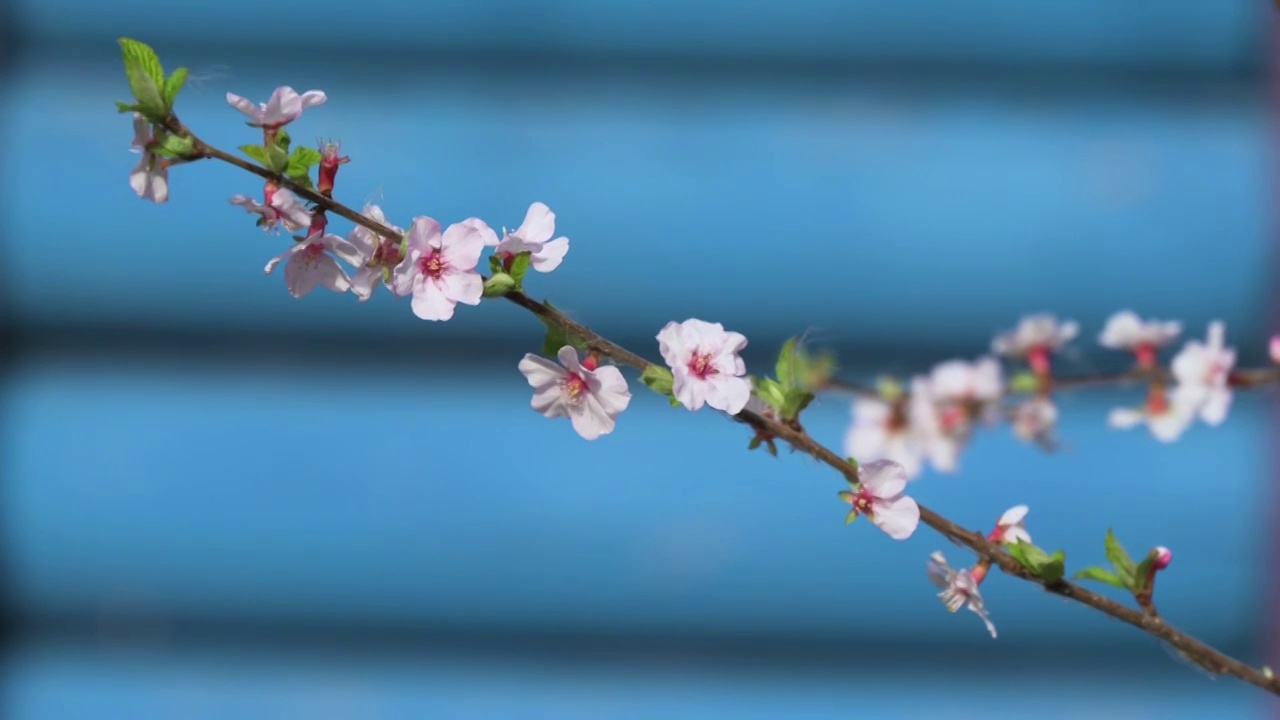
[115,65,1236,649]
[842,311,1243,483]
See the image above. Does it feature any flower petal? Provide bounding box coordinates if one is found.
[516,202,556,244]
[872,494,920,540]
[859,458,908,499]
[531,237,569,272]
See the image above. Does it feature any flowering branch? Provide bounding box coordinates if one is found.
[115,38,1280,697]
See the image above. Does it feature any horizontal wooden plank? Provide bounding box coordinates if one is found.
[1,360,1265,646]
[3,643,1266,719]
[5,60,1271,348]
[13,1,1265,71]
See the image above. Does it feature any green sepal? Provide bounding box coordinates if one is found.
[482,273,516,297]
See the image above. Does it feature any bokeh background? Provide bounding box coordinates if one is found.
[3,1,1279,717]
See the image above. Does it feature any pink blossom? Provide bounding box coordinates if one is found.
[1152,546,1173,570]
[230,186,313,233]
[226,86,327,128]
[926,551,997,638]
[992,313,1078,375]
[657,319,751,414]
[391,217,488,321]
[128,114,168,204]
[837,459,920,540]
[347,204,405,301]
[843,396,924,479]
[1169,321,1236,426]
[264,232,361,298]
[908,377,960,473]
[486,202,570,273]
[1108,386,1197,443]
[1012,396,1058,449]
[1099,310,1182,351]
[1270,335,1280,365]
[929,357,1003,406]
[990,505,1030,546]
[518,347,632,440]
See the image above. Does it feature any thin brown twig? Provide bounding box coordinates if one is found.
[169,118,1280,697]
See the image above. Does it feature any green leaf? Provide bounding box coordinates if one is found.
[1007,542,1067,583]
[640,365,675,397]
[287,172,315,190]
[1103,528,1138,589]
[793,346,837,391]
[748,436,762,451]
[482,273,516,298]
[779,389,814,420]
[266,143,290,173]
[162,67,188,108]
[775,337,798,389]
[118,37,166,118]
[1073,566,1129,589]
[289,145,323,170]
[754,377,787,413]
[275,129,292,152]
[509,252,533,286]
[115,100,142,114]
[153,133,194,157]
[1009,371,1040,394]
[239,144,269,165]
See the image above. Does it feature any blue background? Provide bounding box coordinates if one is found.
[2,1,1278,717]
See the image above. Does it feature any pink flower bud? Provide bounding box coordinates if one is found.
[1153,546,1172,570]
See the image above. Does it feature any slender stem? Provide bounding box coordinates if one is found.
[172,117,1280,696]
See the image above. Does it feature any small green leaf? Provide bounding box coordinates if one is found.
[509,252,533,286]
[289,145,323,170]
[793,346,837,391]
[1007,542,1067,583]
[640,365,675,397]
[482,273,516,297]
[488,255,504,274]
[1073,565,1128,589]
[275,129,292,152]
[1009,371,1040,394]
[1103,529,1138,589]
[779,389,814,421]
[748,436,763,451]
[118,38,166,118]
[287,172,315,190]
[775,337,798,389]
[162,67,188,108]
[266,143,290,173]
[876,376,904,402]
[239,144,269,165]
[152,134,194,158]
[115,100,142,114]
[754,377,787,413]
[1040,550,1066,583]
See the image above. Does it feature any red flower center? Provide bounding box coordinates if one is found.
[687,351,718,379]
[419,250,446,278]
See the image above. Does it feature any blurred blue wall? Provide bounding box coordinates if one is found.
[2,1,1277,717]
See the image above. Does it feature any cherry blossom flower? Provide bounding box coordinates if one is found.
[992,313,1078,375]
[230,186,313,233]
[347,204,405,301]
[391,216,488,321]
[1108,385,1197,443]
[926,551,997,638]
[837,459,919,540]
[989,505,1031,546]
[129,114,168,204]
[1099,311,1181,368]
[929,357,1003,407]
[226,86,327,128]
[657,319,751,414]
[1012,396,1058,449]
[518,346,632,440]
[843,396,924,479]
[1169,321,1236,426]
[486,202,570,273]
[264,232,361,298]
[908,377,960,474]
